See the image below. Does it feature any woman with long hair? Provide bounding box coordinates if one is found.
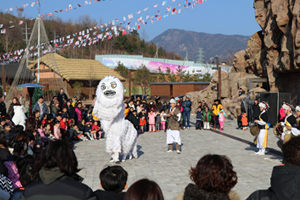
[21,140,96,200]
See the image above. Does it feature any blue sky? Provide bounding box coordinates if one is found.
[1,0,260,41]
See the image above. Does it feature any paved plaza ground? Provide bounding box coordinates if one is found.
[74,116,282,200]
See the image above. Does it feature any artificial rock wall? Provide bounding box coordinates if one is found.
[188,0,300,118]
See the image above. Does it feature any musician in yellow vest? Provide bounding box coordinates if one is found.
[254,101,269,155]
[284,104,300,140]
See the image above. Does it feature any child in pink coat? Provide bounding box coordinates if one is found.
[218,109,226,131]
[148,110,156,132]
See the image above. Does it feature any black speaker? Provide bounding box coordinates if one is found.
[279,93,291,107]
[259,93,278,126]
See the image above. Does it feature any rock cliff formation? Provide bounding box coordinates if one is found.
[188,0,300,118]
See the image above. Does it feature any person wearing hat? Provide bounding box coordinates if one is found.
[281,104,297,143]
[254,101,269,155]
[166,99,182,154]
[286,106,300,137]
[72,95,77,107]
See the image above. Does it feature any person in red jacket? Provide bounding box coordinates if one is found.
[139,116,146,134]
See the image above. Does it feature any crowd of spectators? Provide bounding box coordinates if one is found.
[0,88,297,200]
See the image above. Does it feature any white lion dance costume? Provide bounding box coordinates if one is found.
[93,76,138,162]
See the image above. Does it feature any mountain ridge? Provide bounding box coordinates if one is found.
[151,28,250,63]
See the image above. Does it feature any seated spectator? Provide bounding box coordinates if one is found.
[0,133,11,161]
[21,140,96,200]
[124,178,164,200]
[11,155,37,200]
[177,154,239,200]
[53,120,62,140]
[247,136,300,200]
[94,166,128,200]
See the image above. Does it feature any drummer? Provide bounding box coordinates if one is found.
[285,105,300,137]
[280,104,297,142]
[254,101,269,155]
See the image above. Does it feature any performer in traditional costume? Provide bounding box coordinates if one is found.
[254,101,269,155]
[280,104,297,143]
[166,99,182,154]
[285,106,300,138]
[93,76,138,163]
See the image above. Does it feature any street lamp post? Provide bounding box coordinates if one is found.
[216,56,221,100]
[211,56,221,100]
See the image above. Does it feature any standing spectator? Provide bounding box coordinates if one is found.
[211,99,223,130]
[198,101,204,110]
[67,101,77,122]
[218,109,226,131]
[71,96,77,107]
[161,100,169,112]
[75,102,83,122]
[49,96,57,114]
[203,106,211,130]
[147,100,156,112]
[12,102,27,130]
[57,88,68,109]
[128,110,139,131]
[279,101,287,122]
[7,97,19,118]
[139,116,147,134]
[124,103,130,118]
[195,107,203,130]
[148,110,156,132]
[182,95,192,129]
[137,104,144,114]
[156,98,163,112]
[252,99,260,122]
[0,96,6,117]
[160,110,166,131]
[176,101,184,129]
[21,140,97,200]
[166,99,182,153]
[138,109,147,132]
[32,96,49,118]
[155,110,161,132]
[241,113,248,131]
[128,100,135,110]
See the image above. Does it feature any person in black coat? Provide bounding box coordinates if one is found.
[247,136,300,200]
[21,140,96,200]
[127,110,139,131]
[252,99,260,122]
[67,101,77,122]
[57,88,68,109]
[0,96,6,117]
